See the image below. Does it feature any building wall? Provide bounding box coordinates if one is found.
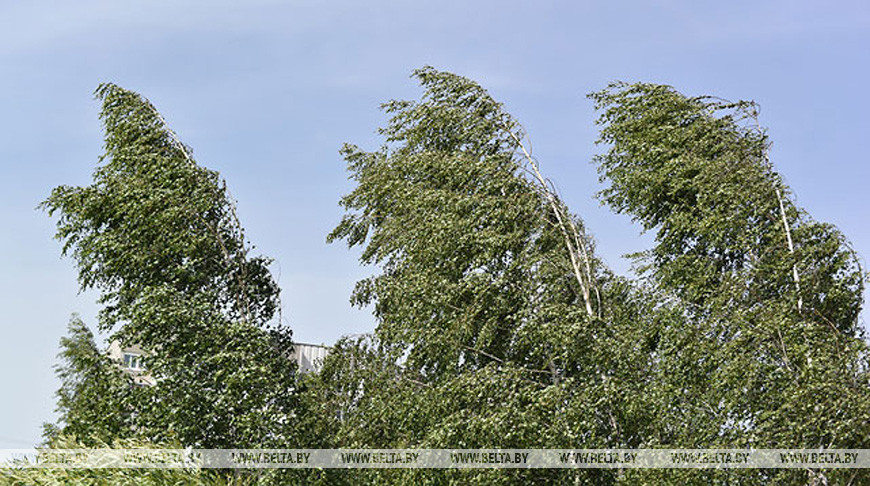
[107,341,155,386]
[292,343,330,374]
[107,341,330,383]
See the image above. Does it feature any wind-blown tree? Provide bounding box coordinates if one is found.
[42,315,135,447]
[320,69,870,484]
[322,67,664,484]
[590,83,870,484]
[42,84,297,449]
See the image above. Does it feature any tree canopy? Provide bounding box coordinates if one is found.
[33,69,869,485]
[42,84,297,449]
[315,68,870,484]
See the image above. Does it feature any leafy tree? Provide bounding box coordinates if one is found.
[590,82,870,484]
[327,66,632,380]
[35,70,870,485]
[42,84,297,449]
[42,315,135,447]
[322,67,663,484]
[318,69,870,484]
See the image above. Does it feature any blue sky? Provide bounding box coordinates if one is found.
[1,1,868,449]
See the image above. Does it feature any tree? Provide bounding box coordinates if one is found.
[323,67,662,484]
[320,69,870,484]
[42,84,298,449]
[36,70,870,485]
[43,315,135,447]
[327,66,634,379]
[590,82,870,483]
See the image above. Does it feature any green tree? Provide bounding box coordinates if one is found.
[42,315,135,446]
[42,84,298,449]
[321,67,662,484]
[35,71,870,486]
[590,82,870,484]
[319,69,870,484]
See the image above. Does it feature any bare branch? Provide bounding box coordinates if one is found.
[750,107,802,314]
[506,128,598,317]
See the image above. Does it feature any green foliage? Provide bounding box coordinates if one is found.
[319,67,665,484]
[44,84,279,330]
[42,84,297,448]
[327,66,617,378]
[35,70,870,485]
[42,315,135,446]
[315,70,870,484]
[589,82,865,326]
[589,82,870,482]
[1,437,269,486]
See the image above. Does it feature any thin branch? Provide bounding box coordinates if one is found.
[459,344,552,377]
[777,328,794,374]
[811,308,842,336]
[750,107,802,314]
[402,376,431,388]
[460,344,504,364]
[506,129,598,317]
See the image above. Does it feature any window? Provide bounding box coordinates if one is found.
[123,353,145,371]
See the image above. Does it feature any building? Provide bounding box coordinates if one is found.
[107,341,155,386]
[108,341,330,384]
[292,342,330,374]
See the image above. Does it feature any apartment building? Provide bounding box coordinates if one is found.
[292,342,330,374]
[107,341,156,386]
[108,341,329,384]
